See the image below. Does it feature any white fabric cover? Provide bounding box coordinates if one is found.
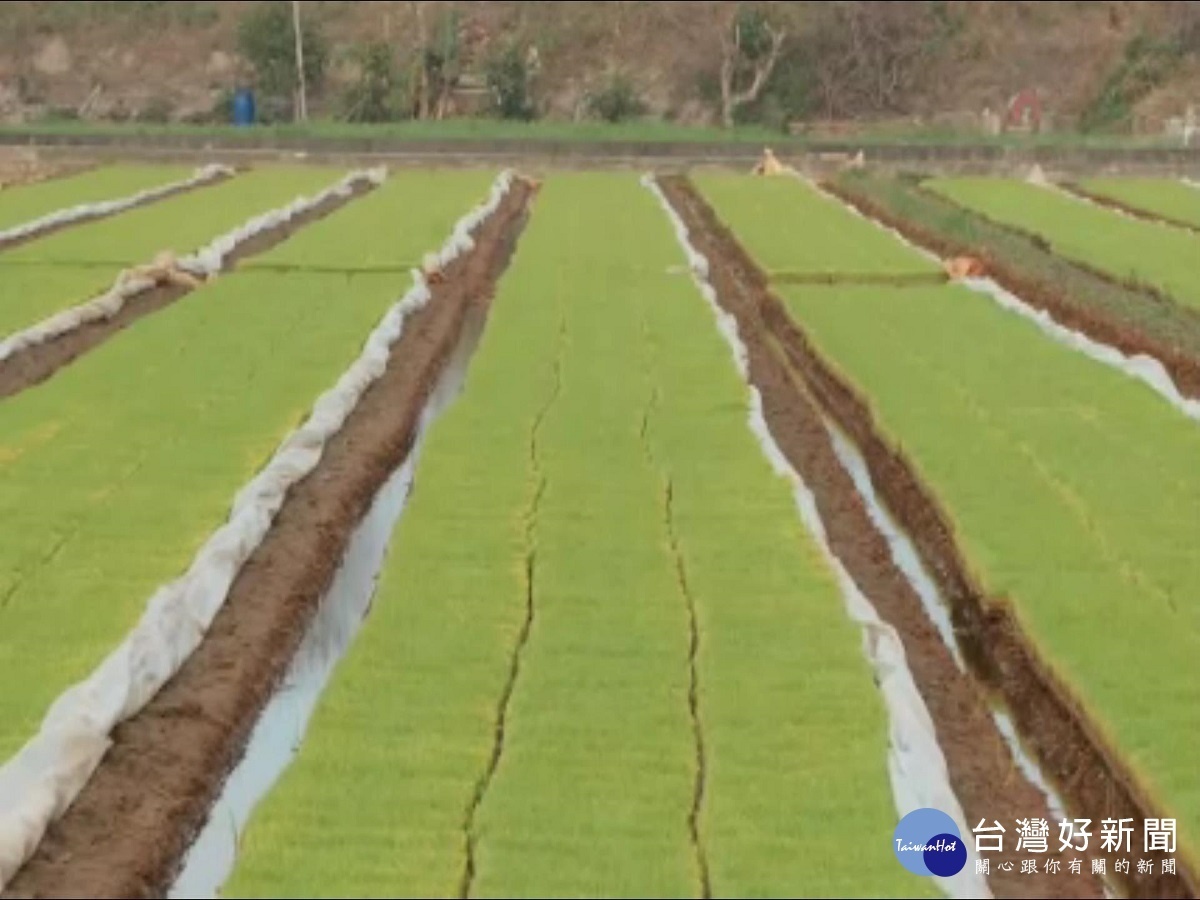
[0,164,232,247]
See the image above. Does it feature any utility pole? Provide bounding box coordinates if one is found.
[293,0,308,122]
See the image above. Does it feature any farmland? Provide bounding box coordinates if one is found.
[690,172,1200,886]
[0,167,338,338]
[926,177,1200,309]
[1077,179,1200,230]
[224,174,920,899]
[0,164,193,232]
[694,172,938,278]
[0,169,499,762]
[779,282,1200,860]
[1,157,1199,900]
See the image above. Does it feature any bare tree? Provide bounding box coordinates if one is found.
[413,1,430,119]
[718,6,786,127]
[803,1,950,120]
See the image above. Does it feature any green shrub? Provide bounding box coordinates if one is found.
[585,74,645,123]
[1080,34,1184,133]
[237,0,327,103]
[485,44,535,121]
[341,42,410,123]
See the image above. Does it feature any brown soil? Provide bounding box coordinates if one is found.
[661,176,1196,899]
[0,179,373,401]
[1060,182,1200,235]
[2,177,535,900]
[0,167,232,253]
[824,180,1200,400]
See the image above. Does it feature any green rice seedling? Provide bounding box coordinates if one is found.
[694,172,939,278]
[0,164,193,232]
[928,177,1200,309]
[782,282,1200,868]
[4,167,337,267]
[0,172,501,761]
[0,168,340,337]
[247,170,498,272]
[1081,178,1200,229]
[830,171,1200,376]
[227,174,923,898]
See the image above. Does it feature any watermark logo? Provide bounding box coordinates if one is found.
[894,808,968,878]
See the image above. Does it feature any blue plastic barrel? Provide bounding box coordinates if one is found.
[232,88,256,126]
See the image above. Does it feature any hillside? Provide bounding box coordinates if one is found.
[0,1,1197,136]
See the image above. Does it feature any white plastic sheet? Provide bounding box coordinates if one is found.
[169,281,487,900]
[0,168,386,364]
[0,164,232,247]
[960,276,1200,423]
[170,456,417,900]
[757,174,1084,843]
[642,175,989,900]
[824,421,1071,824]
[0,169,515,890]
[824,424,966,672]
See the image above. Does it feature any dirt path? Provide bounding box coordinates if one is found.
[0,178,371,401]
[0,167,230,253]
[824,179,1200,401]
[659,174,1156,899]
[2,178,534,900]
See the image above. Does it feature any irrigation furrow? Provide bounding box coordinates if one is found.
[459,306,565,900]
[662,476,711,900]
[657,174,1114,899]
[668,175,1198,899]
[635,373,711,899]
[3,177,536,899]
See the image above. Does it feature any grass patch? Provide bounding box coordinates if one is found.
[1,117,1193,150]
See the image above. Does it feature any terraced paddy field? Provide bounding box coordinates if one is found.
[0,164,1196,899]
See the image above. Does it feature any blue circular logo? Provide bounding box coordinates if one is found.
[925,832,968,877]
[893,808,967,877]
